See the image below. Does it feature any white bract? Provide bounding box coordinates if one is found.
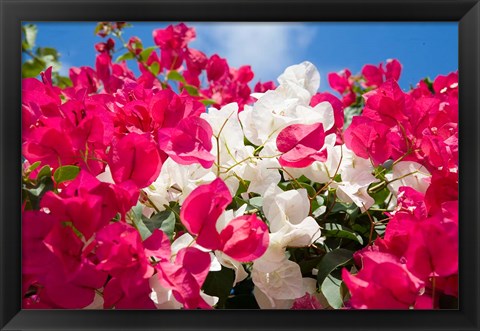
[386,161,431,194]
[239,61,333,149]
[327,145,379,212]
[144,158,216,213]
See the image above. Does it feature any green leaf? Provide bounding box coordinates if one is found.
[323,223,363,245]
[28,182,47,197]
[278,181,316,197]
[330,202,359,221]
[183,84,199,96]
[35,47,62,72]
[131,203,152,240]
[150,62,160,76]
[371,186,391,206]
[316,248,353,286]
[381,159,394,171]
[36,47,59,60]
[374,223,387,236]
[202,267,235,309]
[200,99,217,107]
[22,24,38,50]
[298,256,323,276]
[53,74,73,88]
[311,195,325,218]
[139,46,157,62]
[36,165,52,182]
[115,52,135,62]
[167,70,186,83]
[53,165,80,184]
[94,22,104,35]
[28,161,42,173]
[22,58,46,78]
[249,197,263,209]
[321,275,344,309]
[144,210,176,239]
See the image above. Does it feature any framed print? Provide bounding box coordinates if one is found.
[1,0,479,330]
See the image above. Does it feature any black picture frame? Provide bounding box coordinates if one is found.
[1,0,479,330]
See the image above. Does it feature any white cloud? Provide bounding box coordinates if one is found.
[190,23,316,82]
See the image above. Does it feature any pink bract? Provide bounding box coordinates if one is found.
[158,116,215,169]
[276,122,327,168]
[108,132,162,188]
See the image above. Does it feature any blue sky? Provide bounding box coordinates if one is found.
[29,22,458,91]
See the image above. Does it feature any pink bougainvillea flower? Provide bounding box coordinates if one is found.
[95,38,115,54]
[63,170,139,221]
[362,64,384,87]
[385,59,402,81]
[154,258,212,309]
[180,178,231,250]
[95,222,152,277]
[362,80,409,126]
[149,89,205,129]
[328,69,352,94]
[433,71,458,97]
[291,293,322,310]
[104,277,156,309]
[153,23,195,50]
[157,116,215,169]
[424,172,458,214]
[174,246,211,287]
[126,36,143,55]
[219,214,269,262]
[108,132,162,188]
[276,122,327,168]
[343,116,392,165]
[180,178,269,262]
[206,54,229,82]
[22,211,107,309]
[404,215,458,280]
[22,211,58,275]
[22,74,62,119]
[362,59,402,88]
[121,100,153,134]
[143,228,171,262]
[22,126,78,170]
[144,229,212,309]
[232,65,255,84]
[342,251,427,309]
[254,80,276,93]
[310,92,345,140]
[94,222,154,308]
[153,23,196,70]
[186,48,208,74]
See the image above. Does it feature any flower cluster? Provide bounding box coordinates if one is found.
[21,22,458,310]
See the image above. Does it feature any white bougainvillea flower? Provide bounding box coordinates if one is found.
[148,232,220,309]
[253,277,319,309]
[252,258,304,301]
[385,160,431,194]
[326,145,379,212]
[149,273,219,309]
[144,157,216,212]
[263,185,321,242]
[276,61,321,103]
[202,102,256,195]
[201,103,243,145]
[242,157,281,196]
[239,90,299,146]
[239,62,327,148]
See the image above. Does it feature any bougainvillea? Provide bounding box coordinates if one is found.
[21,22,458,310]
